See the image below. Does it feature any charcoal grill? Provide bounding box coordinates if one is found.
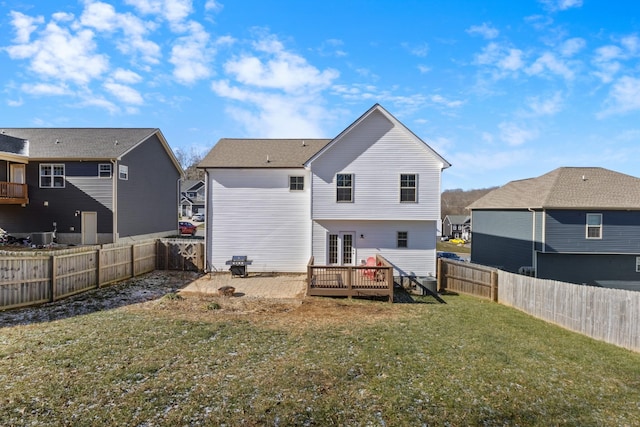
[225,255,252,278]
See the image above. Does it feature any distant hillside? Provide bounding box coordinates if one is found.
[441,187,497,218]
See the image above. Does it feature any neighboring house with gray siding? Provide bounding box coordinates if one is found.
[199,104,451,276]
[180,179,205,218]
[442,214,470,239]
[468,167,640,290]
[0,128,183,245]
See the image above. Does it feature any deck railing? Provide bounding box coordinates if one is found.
[0,182,28,204]
[307,255,394,302]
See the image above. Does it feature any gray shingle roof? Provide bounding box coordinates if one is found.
[0,128,159,159]
[198,139,331,168]
[468,167,640,210]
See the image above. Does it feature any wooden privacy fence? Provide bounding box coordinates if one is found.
[438,258,640,353]
[499,270,640,353]
[437,258,498,301]
[0,239,204,311]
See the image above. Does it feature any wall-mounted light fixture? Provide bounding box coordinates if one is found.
[75,210,80,217]
[43,201,48,206]
[360,234,365,239]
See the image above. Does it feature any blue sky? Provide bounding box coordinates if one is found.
[2,0,640,190]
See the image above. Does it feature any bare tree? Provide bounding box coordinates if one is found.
[175,146,205,180]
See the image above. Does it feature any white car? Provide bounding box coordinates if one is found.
[192,212,205,222]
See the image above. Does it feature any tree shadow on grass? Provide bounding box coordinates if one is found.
[0,271,201,328]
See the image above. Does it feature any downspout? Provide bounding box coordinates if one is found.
[176,176,181,231]
[111,159,118,243]
[203,169,210,272]
[528,208,536,275]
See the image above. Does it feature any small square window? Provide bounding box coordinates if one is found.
[397,231,408,248]
[99,163,112,178]
[289,176,304,191]
[118,165,129,180]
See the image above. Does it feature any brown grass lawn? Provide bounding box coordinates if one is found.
[1,271,639,426]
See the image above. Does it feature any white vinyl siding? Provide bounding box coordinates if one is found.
[310,110,442,221]
[312,220,437,276]
[207,168,312,272]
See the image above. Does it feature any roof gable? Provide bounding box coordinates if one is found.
[304,104,451,169]
[198,139,330,168]
[469,167,640,210]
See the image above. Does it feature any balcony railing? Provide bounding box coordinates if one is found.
[0,182,28,204]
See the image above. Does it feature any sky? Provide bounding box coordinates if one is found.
[2,0,640,191]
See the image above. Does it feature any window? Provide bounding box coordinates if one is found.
[336,173,353,202]
[329,234,338,264]
[397,231,408,248]
[636,257,640,273]
[586,213,602,239]
[400,174,417,202]
[98,163,112,178]
[40,164,65,188]
[118,165,129,180]
[289,176,304,191]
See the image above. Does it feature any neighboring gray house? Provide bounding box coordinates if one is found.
[442,214,470,239]
[180,179,205,218]
[0,128,183,245]
[468,167,640,290]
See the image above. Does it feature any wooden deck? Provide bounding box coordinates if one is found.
[307,255,394,302]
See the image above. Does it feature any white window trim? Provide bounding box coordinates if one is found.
[39,164,65,188]
[336,173,353,203]
[118,164,129,181]
[586,213,602,239]
[400,173,418,203]
[98,163,112,178]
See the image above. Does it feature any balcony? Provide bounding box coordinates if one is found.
[0,182,28,205]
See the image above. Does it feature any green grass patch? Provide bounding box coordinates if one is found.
[1,294,639,425]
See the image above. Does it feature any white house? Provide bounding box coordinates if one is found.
[199,104,451,277]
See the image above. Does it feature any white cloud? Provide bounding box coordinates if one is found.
[79,96,119,114]
[8,11,44,44]
[621,35,640,55]
[103,82,144,104]
[475,42,525,75]
[499,48,525,71]
[559,37,586,57]
[112,68,143,83]
[221,35,339,93]
[418,65,431,74]
[124,0,192,26]
[169,21,212,84]
[527,92,563,116]
[430,94,464,108]
[598,76,640,117]
[6,20,109,85]
[499,122,538,146]
[21,83,71,96]
[205,0,223,12]
[539,0,583,12]
[526,52,574,80]
[466,23,499,40]
[402,42,429,57]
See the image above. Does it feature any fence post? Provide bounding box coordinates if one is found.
[131,244,136,277]
[96,249,101,288]
[50,255,57,302]
[490,270,498,302]
[347,266,352,299]
[436,258,443,292]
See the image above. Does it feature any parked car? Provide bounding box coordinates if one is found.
[437,251,463,261]
[179,221,198,236]
[440,236,449,241]
[449,238,466,245]
[192,212,205,222]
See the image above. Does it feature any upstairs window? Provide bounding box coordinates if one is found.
[636,257,640,273]
[98,163,112,178]
[289,176,304,191]
[400,174,417,202]
[397,231,408,248]
[118,165,129,180]
[40,164,65,188]
[586,213,602,239]
[336,174,353,202]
